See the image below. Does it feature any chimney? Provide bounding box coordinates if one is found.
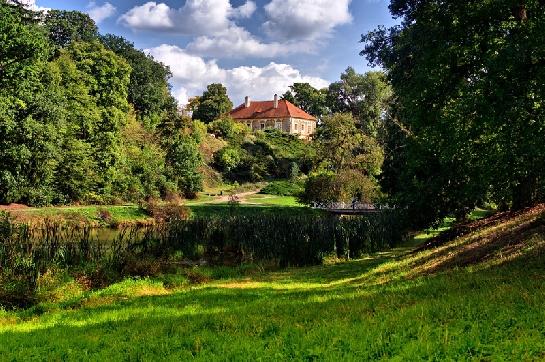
[245,96,251,108]
[274,94,278,109]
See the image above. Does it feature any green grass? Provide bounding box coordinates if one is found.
[1,208,545,360]
[243,195,302,207]
[7,193,308,224]
[10,205,151,226]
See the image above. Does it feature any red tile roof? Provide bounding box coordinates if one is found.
[230,99,316,121]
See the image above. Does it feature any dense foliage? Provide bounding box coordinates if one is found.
[282,83,328,119]
[327,68,393,138]
[362,0,545,226]
[300,113,384,205]
[211,118,315,183]
[192,83,233,124]
[260,180,305,197]
[0,2,202,205]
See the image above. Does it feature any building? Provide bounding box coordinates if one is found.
[229,95,317,139]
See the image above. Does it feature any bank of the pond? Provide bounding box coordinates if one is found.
[1,205,544,360]
[0,211,407,308]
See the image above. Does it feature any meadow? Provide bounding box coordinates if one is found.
[1,206,544,360]
[1,192,311,226]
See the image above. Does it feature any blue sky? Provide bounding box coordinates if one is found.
[30,0,397,105]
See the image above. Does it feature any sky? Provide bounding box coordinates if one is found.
[25,0,398,106]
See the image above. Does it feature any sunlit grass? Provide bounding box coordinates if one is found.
[1,208,545,360]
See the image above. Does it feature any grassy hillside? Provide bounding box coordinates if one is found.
[1,207,545,360]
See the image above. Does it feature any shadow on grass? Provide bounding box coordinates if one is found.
[2,247,545,360]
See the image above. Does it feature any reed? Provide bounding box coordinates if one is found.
[0,211,407,307]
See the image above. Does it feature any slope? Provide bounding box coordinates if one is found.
[1,207,545,360]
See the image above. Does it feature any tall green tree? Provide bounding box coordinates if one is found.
[166,135,203,199]
[327,68,392,138]
[315,113,384,176]
[0,1,60,205]
[44,10,98,48]
[50,41,131,202]
[362,0,545,225]
[192,83,233,124]
[101,34,178,129]
[281,83,328,118]
[300,113,384,206]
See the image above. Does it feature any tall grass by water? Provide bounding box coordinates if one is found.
[0,211,406,308]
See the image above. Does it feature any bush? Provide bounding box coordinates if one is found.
[299,170,381,206]
[261,180,305,197]
[143,200,192,223]
[208,117,249,142]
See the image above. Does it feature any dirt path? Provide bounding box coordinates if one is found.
[211,190,261,204]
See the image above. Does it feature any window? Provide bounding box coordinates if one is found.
[261,123,265,130]
[275,121,282,130]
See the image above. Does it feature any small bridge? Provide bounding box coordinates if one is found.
[312,202,394,215]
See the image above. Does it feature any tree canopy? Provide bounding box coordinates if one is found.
[0,1,203,205]
[327,68,392,138]
[281,83,328,118]
[362,0,545,226]
[192,83,233,124]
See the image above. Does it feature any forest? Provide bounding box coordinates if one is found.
[1,2,202,206]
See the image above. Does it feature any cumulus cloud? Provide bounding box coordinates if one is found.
[119,0,256,35]
[13,0,49,12]
[87,2,116,24]
[119,0,352,59]
[231,1,256,18]
[146,44,329,105]
[186,26,315,58]
[263,0,352,40]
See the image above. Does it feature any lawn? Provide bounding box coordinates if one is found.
[5,205,151,226]
[4,193,311,225]
[1,207,544,360]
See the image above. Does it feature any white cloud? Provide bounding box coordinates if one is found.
[119,0,255,35]
[119,0,353,59]
[263,0,352,41]
[231,1,256,18]
[13,0,49,12]
[87,2,116,24]
[186,26,315,58]
[146,44,329,105]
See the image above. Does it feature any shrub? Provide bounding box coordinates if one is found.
[97,208,113,224]
[299,170,381,206]
[214,147,244,173]
[143,200,192,223]
[261,180,305,197]
[208,117,249,142]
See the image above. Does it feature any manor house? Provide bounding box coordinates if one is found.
[230,95,317,139]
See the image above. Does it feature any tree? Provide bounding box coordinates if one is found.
[44,10,98,48]
[192,83,233,124]
[362,0,545,226]
[327,68,392,138]
[166,135,203,199]
[300,113,384,206]
[314,113,384,176]
[101,34,178,129]
[0,1,59,205]
[47,41,131,203]
[281,83,328,118]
